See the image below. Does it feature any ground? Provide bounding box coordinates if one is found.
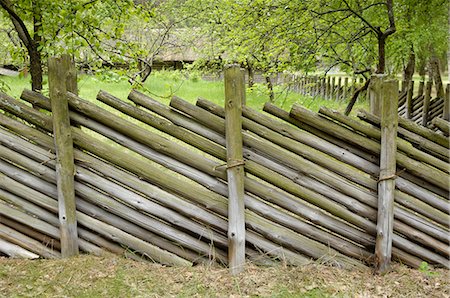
[0,254,448,297]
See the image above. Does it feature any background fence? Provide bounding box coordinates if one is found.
[0,56,448,274]
[293,75,449,131]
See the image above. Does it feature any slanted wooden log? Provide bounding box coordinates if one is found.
[375,80,398,273]
[168,99,450,268]
[432,117,450,135]
[48,55,78,257]
[263,102,379,163]
[0,223,60,258]
[0,238,39,259]
[125,93,380,246]
[0,215,61,251]
[1,88,448,268]
[0,109,303,266]
[0,136,228,263]
[0,200,103,255]
[397,115,449,148]
[319,107,449,175]
[290,105,449,190]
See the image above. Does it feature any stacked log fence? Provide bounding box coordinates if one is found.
[291,75,364,101]
[294,75,449,132]
[0,57,448,274]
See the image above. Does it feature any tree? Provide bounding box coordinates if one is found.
[0,0,137,91]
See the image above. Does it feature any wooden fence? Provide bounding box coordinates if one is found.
[0,57,448,274]
[291,75,365,101]
[294,75,449,131]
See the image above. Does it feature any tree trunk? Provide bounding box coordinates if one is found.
[0,0,43,91]
[377,35,386,74]
[429,53,444,98]
[248,66,254,88]
[403,47,415,84]
[265,76,274,102]
[30,45,43,91]
[31,0,43,91]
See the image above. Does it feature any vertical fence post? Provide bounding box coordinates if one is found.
[331,77,336,100]
[48,55,79,257]
[224,65,246,275]
[375,79,399,274]
[326,76,331,99]
[405,81,414,119]
[336,77,342,100]
[343,77,348,101]
[422,81,432,126]
[443,84,449,121]
[369,74,385,117]
[417,81,424,96]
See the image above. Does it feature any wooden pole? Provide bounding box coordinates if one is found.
[369,74,386,117]
[422,81,433,127]
[443,84,449,121]
[48,54,78,257]
[224,65,246,275]
[375,80,399,274]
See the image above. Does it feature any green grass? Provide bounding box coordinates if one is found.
[1,255,448,297]
[1,69,369,114]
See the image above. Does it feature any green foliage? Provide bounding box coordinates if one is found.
[0,77,10,93]
[0,0,141,71]
[418,262,439,277]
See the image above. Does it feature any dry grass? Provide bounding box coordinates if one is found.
[0,254,448,297]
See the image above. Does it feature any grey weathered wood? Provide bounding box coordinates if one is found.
[397,114,449,148]
[375,80,399,274]
[0,214,61,251]
[320,108,449,175]
[432,117,450,135]
[369,75,385,117]
[170,100,450,268]
[0,238,39,259]
[263,103,379,163]
[289,105,449,190]
[224,65,246,274]
[443,84,449,121]
[0,223,60,258]
[48,55,78,257]
[358,110,449,162]
[105,93,377,254]
[9,93,314,263]
[0,140,208,262]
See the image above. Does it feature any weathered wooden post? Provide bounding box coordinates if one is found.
[443,84,449,121]
[422,81,433,126]
[343,77,348,101]
[405,81,414,119]
[326,76,331,99]
[48,55,79,257]
[369,74,385,117]
[331,77,336,100]
[336,77,342,100]
[375,79,399,274]
[417,81,424,96]
[224,65,246,275]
